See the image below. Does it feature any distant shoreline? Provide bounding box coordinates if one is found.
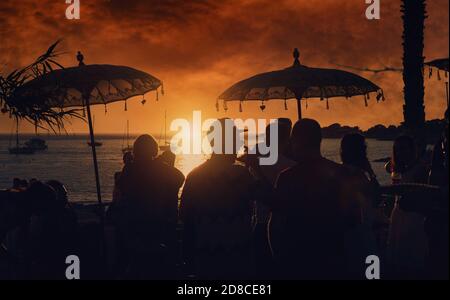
[0,117,445,142]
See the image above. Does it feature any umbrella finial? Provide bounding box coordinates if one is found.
[77,51,85,66]
[293,48,301,67]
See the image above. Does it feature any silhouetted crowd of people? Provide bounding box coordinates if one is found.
[1,114,448,280]
[1,179,77,279]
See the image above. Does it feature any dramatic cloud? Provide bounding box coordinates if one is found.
[0,0,448,133]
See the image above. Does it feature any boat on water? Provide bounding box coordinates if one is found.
[159,111,171,152]
[87,115,103,147]
[9,145,35,155]
[121,120,133,154]
[25,137,48,151]
[87,141,103,147]
[8,119,36,155]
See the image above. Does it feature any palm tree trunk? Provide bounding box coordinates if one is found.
[402,0,427,131]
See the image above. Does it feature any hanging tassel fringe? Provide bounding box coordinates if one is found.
[260,101,266,111]
[223,101,228,111]
[326,98,329,110]
[284,99,288,110]
[104,104,107,115]
[124,100,128,111]
[376,91,382,102]
[438,71,441,81]
[364,94,368,107]
[216,99,220,112]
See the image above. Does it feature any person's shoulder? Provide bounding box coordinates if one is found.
[321,157,343,168]
[275,163,300,183]
[156,160,185,180]
[278,164,297,176]
[341,164,372,185]
[409,161,430,182]
[340,163,363,176]
[231,163,250,172]
[230,163,253,178]
[318,157,350,174]
[185,160,210,181]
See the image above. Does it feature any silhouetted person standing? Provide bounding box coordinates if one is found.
[429,109,449,187]
[180,119,254,280]
[426,109,449,279]
[112,151,133,204]
[245,118,295,279]
[117,135,184,279]
[341,133,378,183]
[27,181,79,279]
[387,136,429,279]
[340,133,383,278]
[269,119,362,279]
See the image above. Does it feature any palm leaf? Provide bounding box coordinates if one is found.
[0,40,82,131]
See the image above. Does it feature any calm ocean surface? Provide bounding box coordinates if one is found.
[0,135,393,203]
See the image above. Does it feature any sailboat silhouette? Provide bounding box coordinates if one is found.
[122,120,133,154]
[159,110,170,151]
[8,118,35,155]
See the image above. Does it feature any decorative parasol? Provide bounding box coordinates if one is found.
[425,57,449,108]
[14,53,163,206]
[218,49,384,119]
[425,58,449,73]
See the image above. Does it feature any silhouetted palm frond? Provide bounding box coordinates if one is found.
[0,40,82,133]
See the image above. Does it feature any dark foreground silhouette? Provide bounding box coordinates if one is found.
[0,116,448,280]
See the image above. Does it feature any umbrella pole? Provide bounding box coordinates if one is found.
[85,95,109,274]
[84,96,103,206]
[296,98,302,119]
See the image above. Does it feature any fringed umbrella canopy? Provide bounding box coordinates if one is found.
[218,49,384,119]
[425,58,449,72]
[12,54,163,207]
[13,64,162,111]
[425,58,449,108]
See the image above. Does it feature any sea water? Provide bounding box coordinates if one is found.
[0,135,392,203]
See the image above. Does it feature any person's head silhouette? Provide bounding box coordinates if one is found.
[340,133,367,166]
[291,118,322,161]
[123,151,133,165]
[265,118,292,154]
[208,118,239,164]
[46,180,69,210]
[26,181,57,214]
[12,178,21,189]
[133,134,158,162]
[159,150,176,167]
[393,135,417,173]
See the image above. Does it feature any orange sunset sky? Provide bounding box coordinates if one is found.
[0,0,448,134]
